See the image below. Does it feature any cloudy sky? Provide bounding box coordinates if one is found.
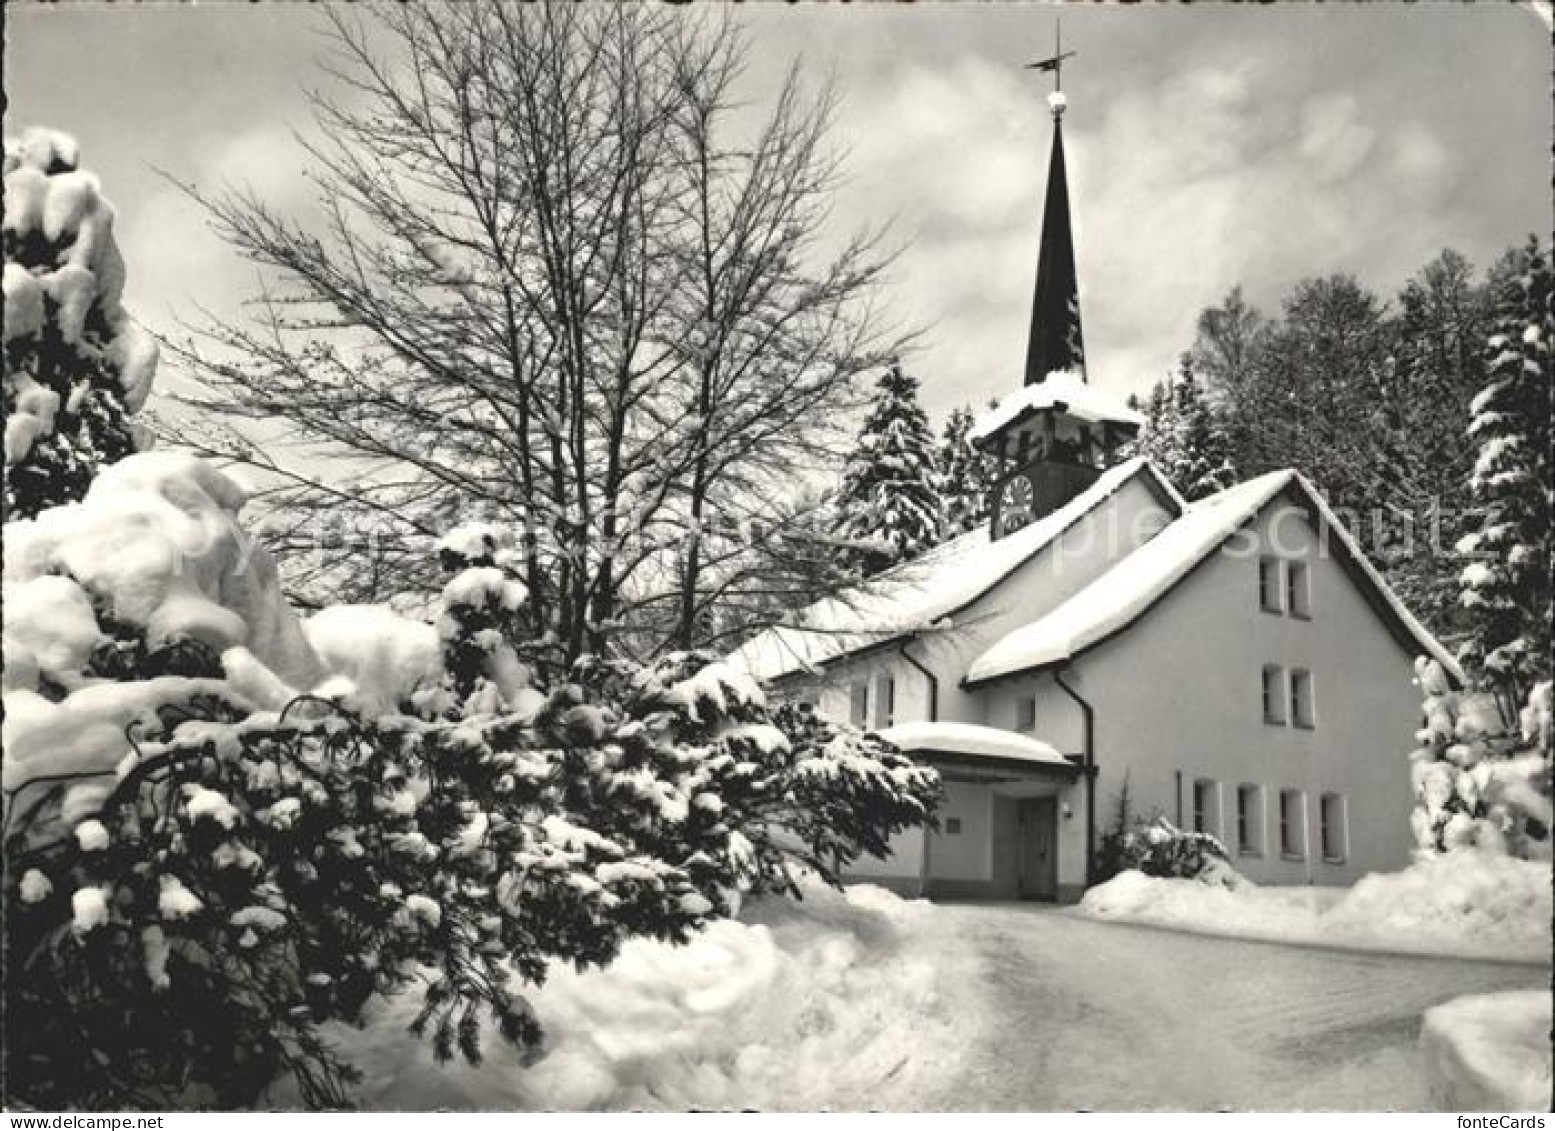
[9,2,1551,425]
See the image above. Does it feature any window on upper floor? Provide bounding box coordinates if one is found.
[1016,696,1037,732]
[1262,664,1286,725]
[1320,793,1347,862]
[1290,668,1315,729]
[1236,784,1264,856]
[1286,561,1312,619]
[874,673,896,729]
[1279,789,1305,859]
[849,680,868,727]
[1259,556,1283,614]
[945,817,963,836]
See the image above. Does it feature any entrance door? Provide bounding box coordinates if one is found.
[1017,797,1059,900]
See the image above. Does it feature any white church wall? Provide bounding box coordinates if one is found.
[1075,493,1420,885]
[929,780,995,883]
[923,474,1178,727]
[848,823,925,890]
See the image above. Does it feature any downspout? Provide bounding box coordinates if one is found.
[1052,665,1096,887]
[898,642,939,722]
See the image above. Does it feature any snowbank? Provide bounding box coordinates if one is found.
[1079,852,1552,964]
[1420,991,1552,1111]
[268,880,974,1111]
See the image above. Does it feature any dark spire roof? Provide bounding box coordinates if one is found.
[1022,98,1086,387]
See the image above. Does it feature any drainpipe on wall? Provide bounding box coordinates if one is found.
[897,643,939,722]
[1052,665,1096,887]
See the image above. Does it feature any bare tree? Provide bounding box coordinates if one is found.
[164,2,902,671]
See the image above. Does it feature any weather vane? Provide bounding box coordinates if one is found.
[1024,20,1075,116]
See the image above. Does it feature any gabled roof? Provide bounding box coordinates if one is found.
[965,469,1464,686]
[727,458,1183,683]
[970,370,1144,448]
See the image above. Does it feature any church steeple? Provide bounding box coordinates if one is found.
[1022,29,1086,386]
[971,32,1143,542]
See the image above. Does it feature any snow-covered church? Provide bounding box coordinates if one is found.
[731,85,1457,901]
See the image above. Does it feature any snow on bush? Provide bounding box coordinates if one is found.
[1119,815,1240,886]
[1081,851,1552,964]
[1411,658,1551,860]
[2,452,322,827]
[1421,990,1553,1112]
[303,603,442,715]
[4,128,157,518]
[2,497,940,1110]
[271,879,969,1111]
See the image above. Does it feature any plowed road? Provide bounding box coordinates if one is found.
[925,904,1545,1111]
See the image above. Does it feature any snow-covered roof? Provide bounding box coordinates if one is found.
[727,458,1182,683]
[966,470,1464,685]
[880,721,1074,768]
[970,371,1144,446]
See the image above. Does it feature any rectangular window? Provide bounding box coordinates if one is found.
[1286,561,1312,619]
[1237,784,1263,856]
[849,680,868,727]
[874,674,896,729]
[1279,790,1305,858]
[1259,556,1283,613]
[945,817,962,836]
[1320,793,1347,862]
[1192,779,1216,836]
[1290,668,1315,729]
[1262,664,1286,725]
[1016,696,1037,732]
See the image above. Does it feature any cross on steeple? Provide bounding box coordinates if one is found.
[1024,21,1076,103]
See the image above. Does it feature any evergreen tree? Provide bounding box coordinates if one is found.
[1409,658,1550,860]
[833,361,942,573]
[935,405,995,539]
[1131,357,1236,501]
[1458,236,1553,720]
[1166,361,1238,501]
[1409,238,1552,865]
[3,129,156,519]
[1382,250,1492,637]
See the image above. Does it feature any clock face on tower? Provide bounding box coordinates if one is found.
[998,473,1035,535]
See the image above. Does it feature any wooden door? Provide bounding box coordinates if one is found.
[1017,797,1059,900]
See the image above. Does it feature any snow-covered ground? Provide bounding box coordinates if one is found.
[1421,991,1553,1112]
[1078,852,1552,964]
[268,880,977,1111]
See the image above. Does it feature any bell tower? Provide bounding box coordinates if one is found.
[973,31,1140,541]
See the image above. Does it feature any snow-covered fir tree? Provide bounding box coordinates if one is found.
[1166,362,1238,501]
[935,404,996,539]
[833,361,943,573]
[1,137,940,1109]
[1409,238,1551,865]
[1457,236,1552,718]
[1380,250,1492,640]
[3,129,156,519]
[1409,658,1550,860]
[1128,357,1236,501]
